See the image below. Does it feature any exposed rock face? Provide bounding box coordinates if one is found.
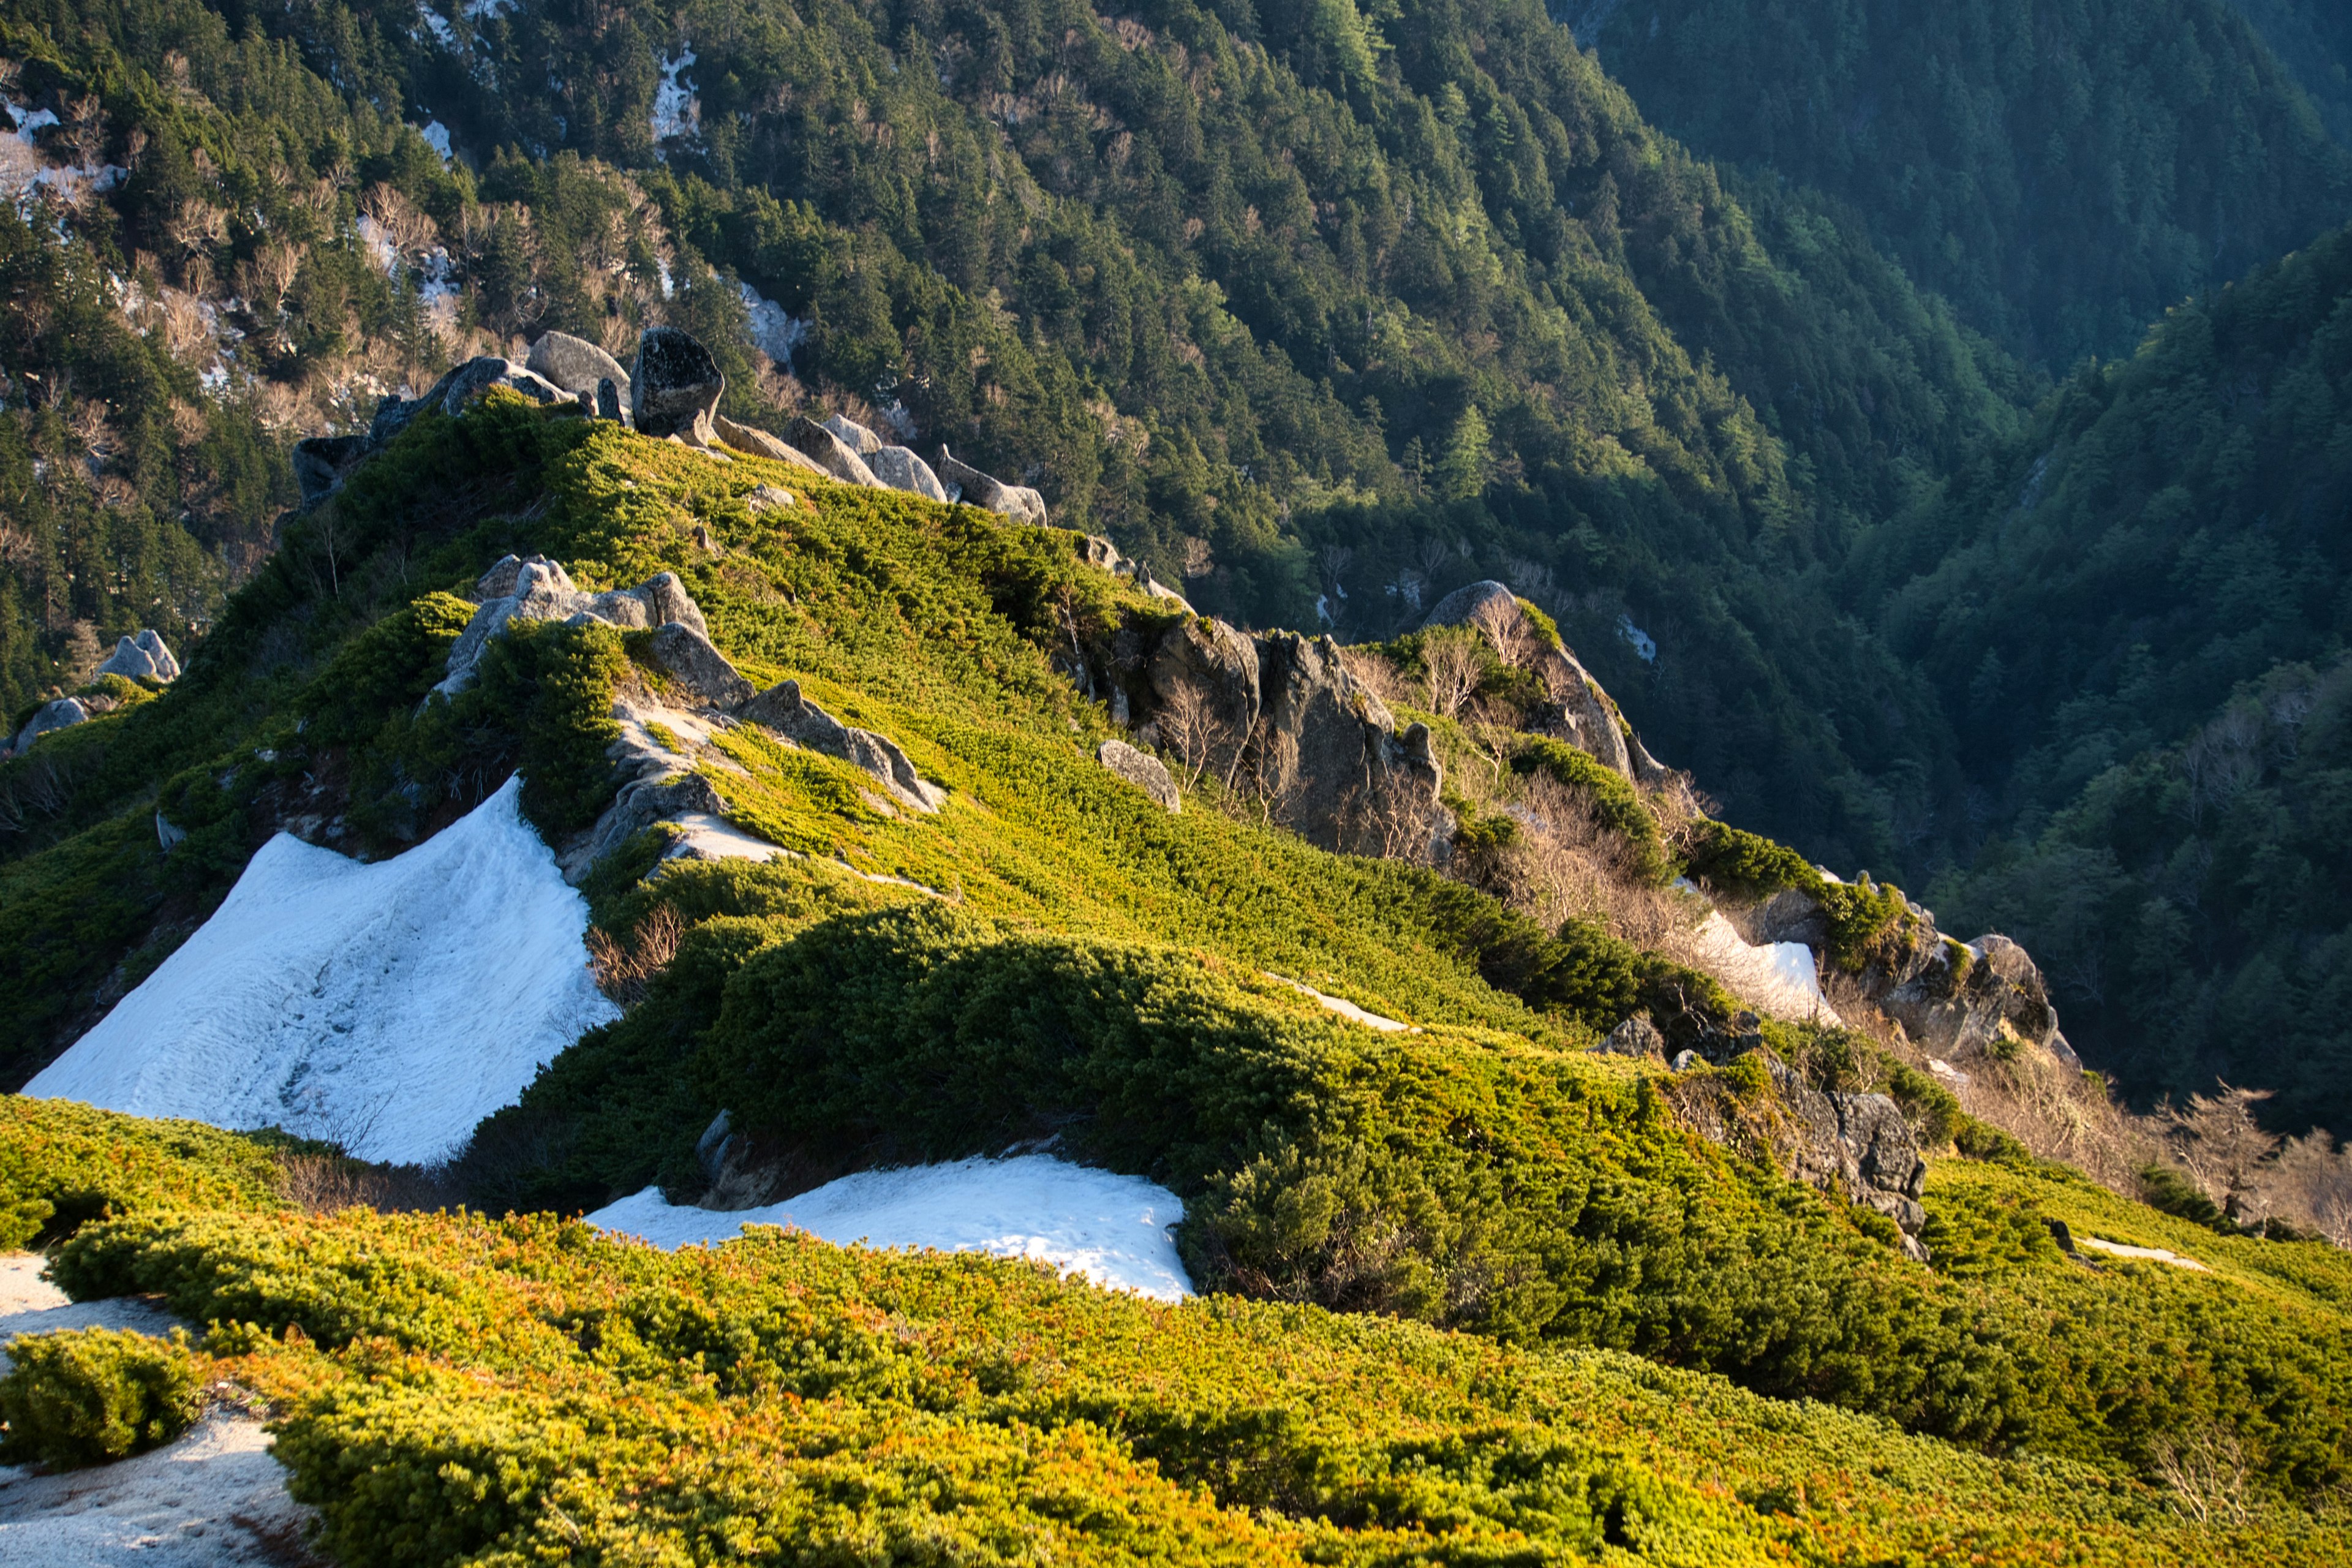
[1145,614,1262,780]
[439,356,570,413]
[716,415,829,477]
[1600,1013,1667,1057]
[438,556,712,695]
[870,445,950,502]
[96,630,179,683]
[936,448,1047,524]
[822,413,883,455]
[1676,1049,1931,1262]
[597,379,625,423]
[568,769,728,880]
[10,696,88,755]
[292,434,373,505]
[1252,631,1447,855]
[631,327,725,444]
[1098,739,1180,812]
[648,622,755,707]
[737,679,946,813]
[1722,888,1831,951]
[527,331,631,402]
[1422,580,1634,780]
[786,417,884,486]
[745,484,797,513]
[1883,933,2078,1067]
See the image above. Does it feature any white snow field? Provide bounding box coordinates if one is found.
[590,1156,1194,1300]
[26,777,619,1165]
[1684,911,1841,1024]
[1,1255,315,1567]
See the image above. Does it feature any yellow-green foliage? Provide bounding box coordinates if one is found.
[34,1192,2352,1566]
[0,1325,202,1468]
[0,1097,291,1249]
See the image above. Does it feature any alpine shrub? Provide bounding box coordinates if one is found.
[0,1325,202,1468]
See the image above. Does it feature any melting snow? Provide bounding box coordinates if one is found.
[1264,973,1412,1032]
[25,777,619,1165]
[739,279,807,366]
[652,48,699,153]
[1684,911,1838,1024]
[416,2,459,50]
[590,1156,1194,1300]
[416,119,454,160]
[2078,1236,2209,1272]
[1617,612,1656,663]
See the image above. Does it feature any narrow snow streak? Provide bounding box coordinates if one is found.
[590,1156,1194,1300]
[26,777,619,1164]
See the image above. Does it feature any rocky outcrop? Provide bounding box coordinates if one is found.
[1882,933,2079,1067]
[295,356,576,505]
[631,327,725,444]
[786,417,884,487]
[823,413,882,454]
[1422,580,1634,780]
[1600,1013,1667,1057]
[1251,631,1447,856]
[737,679,946,814]
[437,556,710,695]
[96,630,179,683]
[937,448,1047,524]
[648,622,755,707]
[716,415,829,477]
[1675,1049,1931,1261]
[1098,739,1180,812]
[526,331,631,404]
[870,445,950,502]
[10,696,88,756]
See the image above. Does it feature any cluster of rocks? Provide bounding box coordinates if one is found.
[293,327,1050,530]
[1065,535,1447,855]
[435,553,947,886]
[3,631,181,760]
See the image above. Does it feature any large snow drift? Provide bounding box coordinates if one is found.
[590,1156,1194,1300]
[1685,911,1840,1024]
[26,777,618,1164]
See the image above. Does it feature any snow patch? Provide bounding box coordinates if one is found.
[416,2,460,50]
[1684,910,1838,1023]
[25,777,619,1165]
[1264,973,1412,1032]
[415,119,454,160]
[463,0,515,17]
[1617,612,1656,663]
[738,279,807,367]
[2078,1236,2209,1272]
[661,814,786,864]
[652,47,699,154]
[590,1156,1193,1300]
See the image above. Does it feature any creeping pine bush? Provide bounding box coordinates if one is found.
[0,1326,202,1468]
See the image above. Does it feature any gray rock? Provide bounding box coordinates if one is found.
[1722,888,1831,951]
[786,417,884,486]
[745,484,797,513]
[1098,739,1180,812]
[439,356,570,413]
[1147,614,1262,782]
[648,622,754,707]
[1423,579,1637,780]
[1250,630,1445,855]
[631,327,725,444]
[1600,1013,1667,1057]
[570,769,728,878]
[1079,535,1130,575]
[1755,1050,1930,1257]
[714,415,829,477]
[1670,1049,1704,1072]
[870,444,950,502]
[12,697,89,755]
[821,413,883,455]
[438,558,718,696]
[935,448,1047,523]
[1882,932,2073,1066]
[156,812,186,851]
[597,378,625,423]
[526,331,631,399]
[737,679,946,813]
[96,630,179,683]
[292,434,372,505]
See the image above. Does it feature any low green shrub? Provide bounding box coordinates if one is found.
[0,1098,291,1248]
[0,1325,201,1468]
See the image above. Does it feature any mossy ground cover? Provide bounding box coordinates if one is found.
[10,1106,2343,1566]
[6,408,2352,1548]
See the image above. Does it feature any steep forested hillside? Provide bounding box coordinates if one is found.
[2,0,2030,868]
[1886,229,2352,1130]
[1574,0,2352,368]
[2228,0,2352,145]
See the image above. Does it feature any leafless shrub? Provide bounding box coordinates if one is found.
[1422,628,1483,718]
[1336,646,1410,709]
[1469,592,1532,666]
[361,182,439,255]
[273,1150,447,1214]
[2274,1131,2352,1246]
[2152,1423,2252,1528]
[1923,1047,2160,1194]
[2164,1084,2282,1225]
[587,903,683,1006]
[1157,680,1232,792]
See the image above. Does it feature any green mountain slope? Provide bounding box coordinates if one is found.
[2227,0,2352,146]
[4,401,2352,1557]
[1574,0,2352,369]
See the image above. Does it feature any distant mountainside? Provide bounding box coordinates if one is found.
[1572,0,2352,369]
[2227,0,2352,146]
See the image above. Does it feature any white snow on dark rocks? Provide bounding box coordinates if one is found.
[590,1156,1194,1300]
[738,280,806,367]
[651,48,699,151]
[0,1255,315,1567]
[25,777,618,1165]
[1684,910,1839,1024]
